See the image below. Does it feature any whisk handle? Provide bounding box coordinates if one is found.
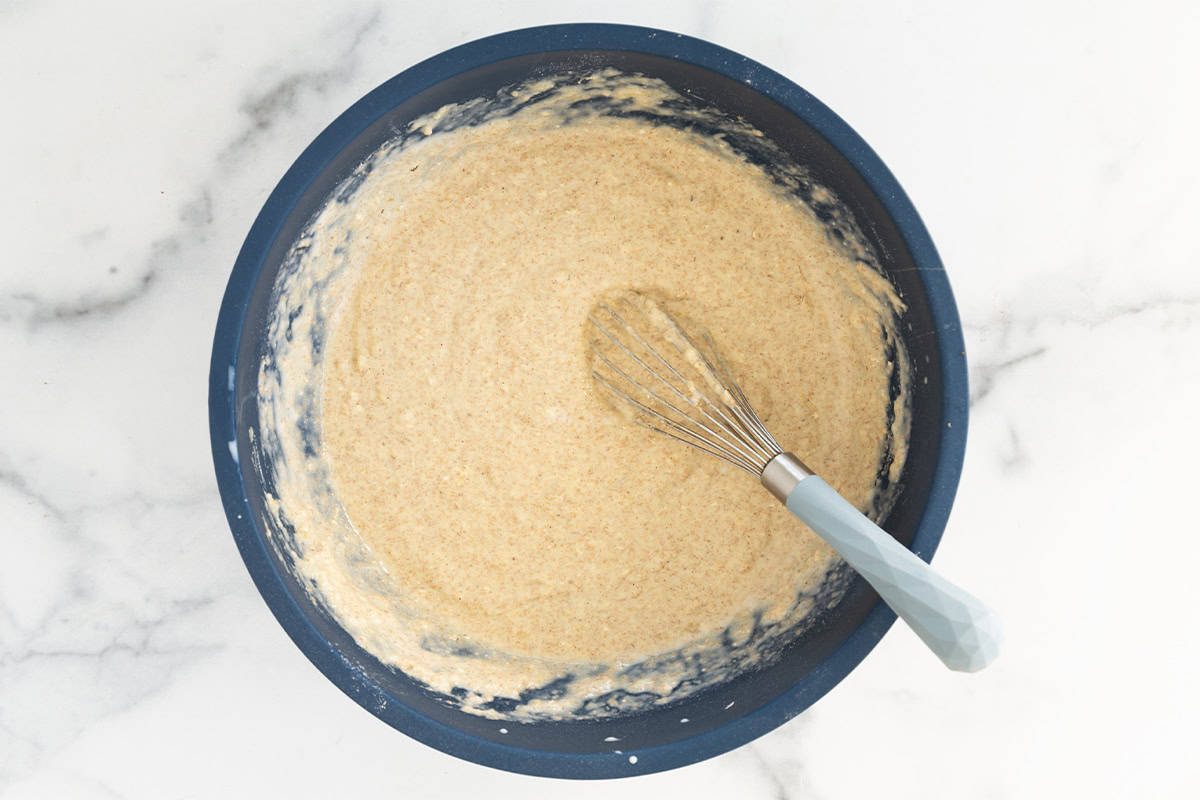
[784,474,1002,672]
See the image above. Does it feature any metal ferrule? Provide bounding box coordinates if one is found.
[760,452,813,504]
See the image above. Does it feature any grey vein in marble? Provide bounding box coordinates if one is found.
[969,346,1048,407]
[0,8,381,336]
[0,10,387,787]
[221,7,382,163]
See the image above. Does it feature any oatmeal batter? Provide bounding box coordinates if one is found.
[259,72,910,717]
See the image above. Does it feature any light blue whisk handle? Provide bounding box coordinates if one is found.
[768,457,1001,672]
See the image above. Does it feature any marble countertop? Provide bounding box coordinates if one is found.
[3,1,1197,797]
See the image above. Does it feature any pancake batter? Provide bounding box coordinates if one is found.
[258,71,910,719]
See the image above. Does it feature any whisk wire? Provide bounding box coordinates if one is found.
[592,370,761,474]
[589,308,773,465]
[663,322,783,464]
[601,305,765,458]
[589,346,762,471]
[699,332,784,455]
[589,328,767,472]
[587,296,785,474]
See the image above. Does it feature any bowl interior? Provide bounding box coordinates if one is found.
[215,35,958,778]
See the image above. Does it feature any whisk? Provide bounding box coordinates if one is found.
[588,291,1001,672]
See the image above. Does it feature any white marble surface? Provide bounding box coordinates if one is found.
[3,0,1198,796]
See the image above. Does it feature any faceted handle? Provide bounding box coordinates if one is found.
[786,476,1001,672]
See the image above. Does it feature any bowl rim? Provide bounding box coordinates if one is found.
[208,22,969,779]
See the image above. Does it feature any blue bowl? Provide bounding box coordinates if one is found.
[208,23,968,778]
